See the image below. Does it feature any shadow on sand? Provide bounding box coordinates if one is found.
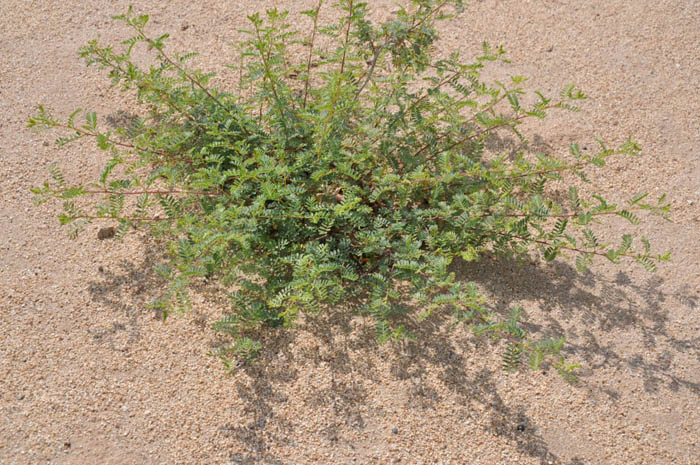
[84,230,697,465]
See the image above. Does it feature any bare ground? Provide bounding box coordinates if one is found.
[1,1,699,464]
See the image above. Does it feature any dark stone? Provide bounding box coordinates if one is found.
[97,227,115,240]
[392,427,398,435]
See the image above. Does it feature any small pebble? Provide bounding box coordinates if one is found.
[392,427,398,435]
[97,227,115,240]
[63,441,71,449]
[17,393,25,400]
[517,424,526,432]
[98,266,104,273]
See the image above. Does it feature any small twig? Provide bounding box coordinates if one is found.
[303,0,324,109]
[66,214,173,222]
[51,123,191,164]
[91,47,196,123]
[125,18,253,137]
[339,0,354,75]
[417,100,536,164]
[353,43,384,103]
[74,188,224,197]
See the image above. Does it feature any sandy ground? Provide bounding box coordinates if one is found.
[1,1,699,464]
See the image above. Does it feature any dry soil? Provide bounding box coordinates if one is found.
[1,1,699,464]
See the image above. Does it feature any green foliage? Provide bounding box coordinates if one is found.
[30,2,670,378]
[213,337,264,372]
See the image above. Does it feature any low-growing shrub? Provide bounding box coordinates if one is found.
[30,1,669,377]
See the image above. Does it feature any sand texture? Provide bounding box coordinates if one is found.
[1,1,699,464]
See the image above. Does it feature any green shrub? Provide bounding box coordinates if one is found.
[29,1,669,376]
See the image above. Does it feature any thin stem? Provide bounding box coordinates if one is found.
[133,27,228,114]
[91,47,196,123]
[75,188,223,197]
[407,0,452,35]
[488,228,610,258]
[422,209,621,222]
[52,122,191,165]
[127,20,254,138]
[238,51,245,92]
[67,214,172,222]
[354,0,452,99]
[353,43,383,103]
[339,0,354,75]
[415,96,523,164]
[303,0,324,109]
[253,22,288,132]
[495,162,586,182]
[369,73,501,158]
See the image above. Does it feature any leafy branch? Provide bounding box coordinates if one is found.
[31,1,670,377]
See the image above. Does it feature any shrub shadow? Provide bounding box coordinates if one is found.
[84,234,698,465]
[452,255,699,395]
[85,238,166,350]
[376,254,698,464]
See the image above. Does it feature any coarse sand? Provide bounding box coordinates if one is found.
[1,1,699,464]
